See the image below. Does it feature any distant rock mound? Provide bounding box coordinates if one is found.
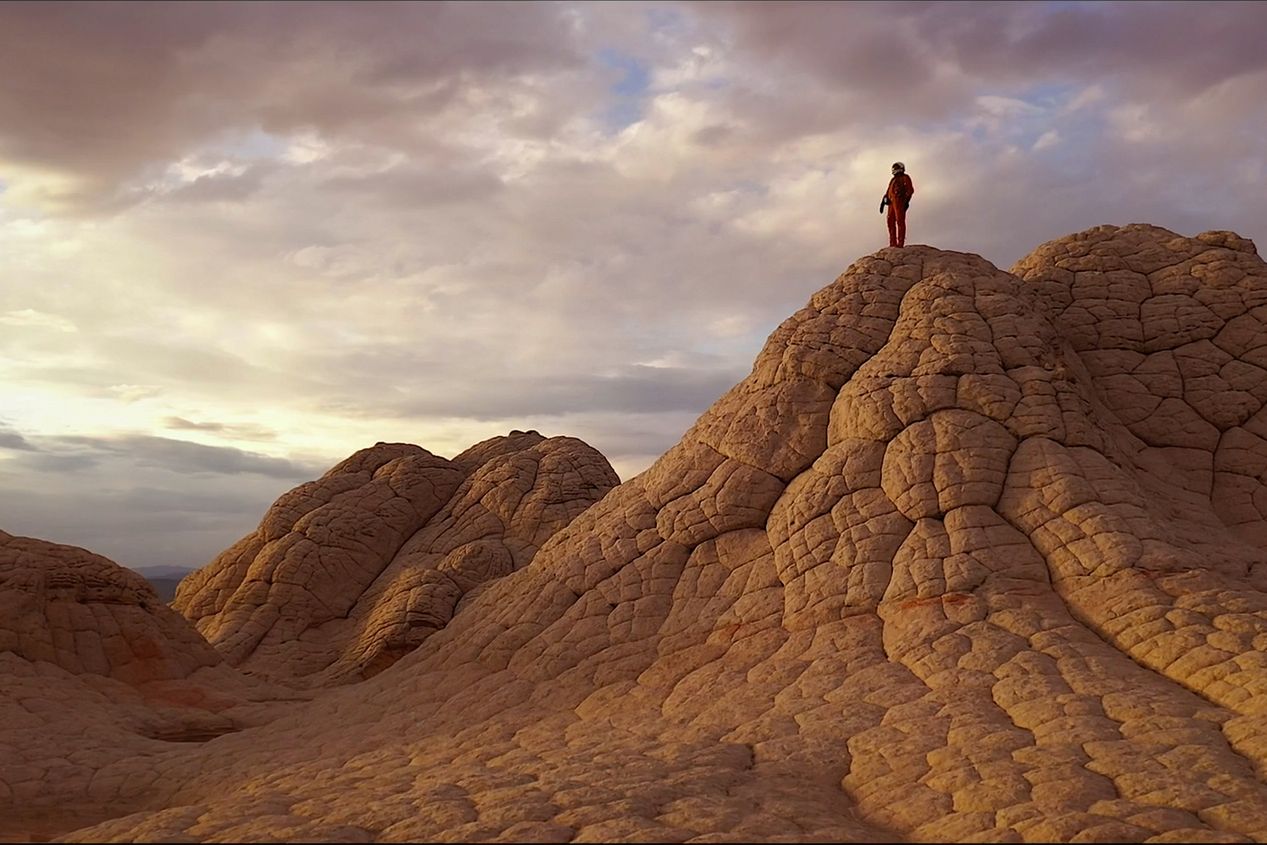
[0,530,221,683]
[0,531,289,841]
[18,224,1267,843]
[173,431,619,684]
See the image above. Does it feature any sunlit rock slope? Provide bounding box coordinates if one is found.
[173,431,620,685]
[6,223,1267,843]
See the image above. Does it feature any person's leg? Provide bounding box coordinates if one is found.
[887,204,898,247]
[895,204,907,247]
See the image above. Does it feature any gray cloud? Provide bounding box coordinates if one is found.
[1,330,327,406]
[319,164,505,209]
[699,2,1267,116]
[165,163,275,204]
[0,478,296,570]
[919,1,1267,97]
[8,433,321,480]
[82,435,318,479]
[163,417,277,441]
[6,1,1264,208]
[0,1,586,209]
[0,428,335,568]
[352,365,748,422]
[2,0,1266,575]
[0,424,36,451]
[164,417,226,432]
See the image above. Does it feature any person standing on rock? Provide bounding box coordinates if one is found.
[880,162,915,248]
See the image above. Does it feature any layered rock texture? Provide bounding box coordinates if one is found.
[6,224,1267,843]
[0,532,297,840]
[1,531,220,684]
[172,431,619,685]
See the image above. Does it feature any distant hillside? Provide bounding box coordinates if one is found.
[144,576,185,603]
[130,565,196,603]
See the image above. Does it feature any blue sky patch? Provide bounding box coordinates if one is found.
[594,48,653,131]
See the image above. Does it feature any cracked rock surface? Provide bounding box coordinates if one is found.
[0,531,300,840]
[173,431,620,685]
[6,224,1267,843]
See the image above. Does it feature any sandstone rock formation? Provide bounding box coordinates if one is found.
[7,223,1267,843]
[172,431,620,684]
[0,532,297,841]
[0,530,221,684]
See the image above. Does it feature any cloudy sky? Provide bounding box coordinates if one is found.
[2,1,1265,572]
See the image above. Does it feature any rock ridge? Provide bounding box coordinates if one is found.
[7,223,1267,843]
[172,431,620,684]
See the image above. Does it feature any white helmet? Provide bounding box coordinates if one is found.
[891,162,905,174]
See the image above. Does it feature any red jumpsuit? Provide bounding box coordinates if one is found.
[886,172,914,247]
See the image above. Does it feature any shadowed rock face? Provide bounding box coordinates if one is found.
[0,531,293,839]
[10,224,1267,843]
[172,431,620,684]
[0,530,221,683]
